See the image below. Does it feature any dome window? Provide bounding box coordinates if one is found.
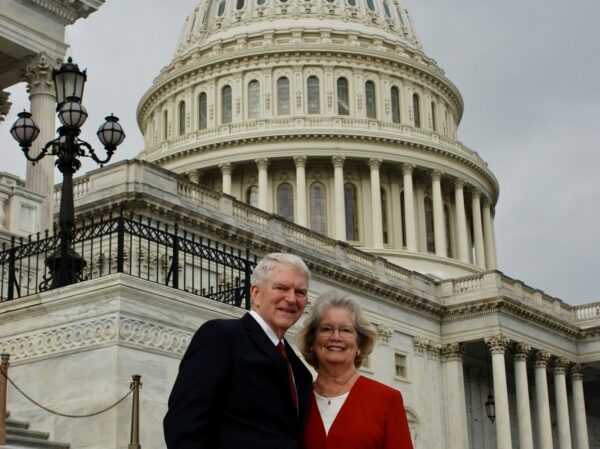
[277,183,294,222]
[365,81,376,119]
[383,0,391,17]
[248,80,260,119]
[307,76,320,114]
[246,185,258,207]
[391,86,401,123]
[309,182,327,234]
[236,0,245,9]
[346,0,356,6]
[336,78,349,116]
[256,0,266,5]
[431,101,437,131]
[412,93,421,128]
[217,1,226,16]
[178,101,186,136]
[198,92,207,130]
[344,183,359,241]
[396,7,405,26]
[277,77,290,115]
[222,85,232,124]
[365,0,375,12]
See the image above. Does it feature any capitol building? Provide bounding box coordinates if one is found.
[0,1,599,449]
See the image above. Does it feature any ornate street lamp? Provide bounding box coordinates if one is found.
[10,58,125,289]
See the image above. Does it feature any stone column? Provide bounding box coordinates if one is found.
[482,199,498,269]
[534,351,553,449]
[472,190,486,268]
[219,163,232,195]
[571,364,590,449]
[454,179,469,262]
[402,164,417,251]
[332,155,346,240]
[369,158,384,249]
[442,343,470,449]
[23,52,59,231]
[554,357,573,449]
[485,335,512,449]
[255,158,270,211]
[294,156,308,228]
[514,343,534,449]
[431,170,447,257]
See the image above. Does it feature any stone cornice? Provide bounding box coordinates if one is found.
[24,0,104,25]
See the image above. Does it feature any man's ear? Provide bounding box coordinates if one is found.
[250,284,260,308]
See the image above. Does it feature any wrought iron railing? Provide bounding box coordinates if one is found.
[0,211,257,308]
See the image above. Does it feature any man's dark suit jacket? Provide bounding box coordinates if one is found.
[164,313,313,449]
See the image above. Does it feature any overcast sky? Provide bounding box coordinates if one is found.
[1,0,599,306]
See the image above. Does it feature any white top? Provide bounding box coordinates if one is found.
[314,391,350,434]
[249,310,281,346]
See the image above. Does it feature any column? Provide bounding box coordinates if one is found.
[485,335,512,449]
[472,190,486,268]
[514,343,534,449]
[571,364,590,449]
[294,156,308,228]
[332,155,346,240]
[255,158,270,211]
[219,163,232,195]
[402,164,417,251]
[534,351,553,449]
[23,52,59,231]
[554,357,573,449]
[369,158,384,249]
[454,179,469,262]
[431,170,447,257]
[482,199,498,269]
[442,343,470,449]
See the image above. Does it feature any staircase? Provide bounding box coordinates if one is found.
[4,414,70,449]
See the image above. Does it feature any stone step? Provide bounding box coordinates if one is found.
[5,434,70,449]
[7,426,50,440]
[6,417,30,430]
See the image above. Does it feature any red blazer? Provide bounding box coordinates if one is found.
[303,376,414,449]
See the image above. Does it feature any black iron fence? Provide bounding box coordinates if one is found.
[0,210,257,308]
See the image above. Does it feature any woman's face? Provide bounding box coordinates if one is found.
[313,307,359,370]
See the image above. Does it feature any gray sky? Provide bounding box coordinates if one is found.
[1,0,599,305]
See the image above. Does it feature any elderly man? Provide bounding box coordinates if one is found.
[164,252,312,449]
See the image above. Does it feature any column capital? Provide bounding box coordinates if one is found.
[571,363,584,381]
[22,52,60,97]
[513,342,532,362]
[376,323,393,344]
[413,336,429,354]
[293,155,307,168]
[367,157,382,171]
[401,163,415,176]
[534,350,552,368]
[0,91,12,121]
[219,162,232,175]
[485,334,511,354]
[454,178,465,189]
[430,169,443,182]
[442,342,465,361]
[255,158,270,170]
[331,155,345,168]
[471,188,482,199]
[553,357,571,375]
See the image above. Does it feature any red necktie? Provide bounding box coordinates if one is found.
[277,341,298,410]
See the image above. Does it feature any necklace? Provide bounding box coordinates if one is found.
[314,371,359,405]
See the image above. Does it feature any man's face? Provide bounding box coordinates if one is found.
[251,262,309,339]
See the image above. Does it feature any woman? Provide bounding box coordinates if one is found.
[298,291,414,449]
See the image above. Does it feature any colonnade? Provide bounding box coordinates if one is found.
[441,338,590,449]
[203,155,498,269]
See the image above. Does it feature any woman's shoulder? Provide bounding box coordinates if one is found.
[356,375,403,399]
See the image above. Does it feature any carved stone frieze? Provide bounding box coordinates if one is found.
[413,336,428,354]
[376,323,393,344]
[0,316,192,364]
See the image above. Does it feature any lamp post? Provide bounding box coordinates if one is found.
[9,57,125,289]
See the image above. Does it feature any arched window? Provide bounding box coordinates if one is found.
[337,78,350,116]
[163,110,168,140]
[347,0,356,5]
[309,182,327,234]
[383,0,391,17]
[307,76,320,114]
[246,185,258,207]
[248,80,260,119]
[222,85,232,124]
[257,0,266,5]
[217,0,226,15]
[366,0,375,11]
[178,101,186,136]
[381,188,389,244]
[400,190,406,247]
[396,7,405,26]
[277,77,290,115]
[365,81,376,119]
[391,86,401,124]
[344,183,358,241]
[277,183,294,221]
[413,93,421,128]
[424,196,434,253]
[198,92,207,130]
[236,0,244,9]
[431,101,437,131]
